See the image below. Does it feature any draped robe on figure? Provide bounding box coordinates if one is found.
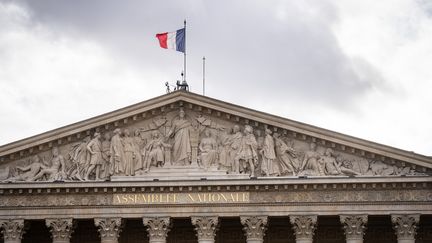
[170,119,192,164]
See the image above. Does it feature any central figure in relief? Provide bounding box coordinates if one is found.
[167,108,192,165]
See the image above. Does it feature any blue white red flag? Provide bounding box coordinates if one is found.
[156,28,185,53]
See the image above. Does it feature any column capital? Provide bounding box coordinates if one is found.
[45,218,75,243]
[191,216,219,242]
[240,216,268,243]
[391,214,420,241]
[0,219,26,243]
[94,218,123,243]
[143,217,171,243]
[340,215,368,241]
[289,215,317,242]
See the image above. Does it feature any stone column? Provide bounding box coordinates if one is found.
[391,214,420,243]
[0,219,26,243]
[289,215,317,243]
[191,216,219,243]
[46,218,75,243]
[94,218,123,243]
[240,216,268,243]
[143,217,171,243]
[340,215,368,243]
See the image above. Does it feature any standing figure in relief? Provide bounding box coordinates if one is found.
[143,131,167,172]
[69,136,91,180]
[217,127,231,171]
[100,133,111,179]
[299,142,321,176]
[85,132,103,180]
[230,125,243,173]
[133,130,145,172]
[255,130,265,176]
[199,129,218,169]
[122,129,137,176]
[6,155,47,182]
[236,125,258,177]
[31,147,66,181]
[260,128,279,176]
[109,128,125,176]
[273,133,299,175]
[167,108,192,165]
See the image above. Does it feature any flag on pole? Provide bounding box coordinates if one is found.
[156,28,185,53]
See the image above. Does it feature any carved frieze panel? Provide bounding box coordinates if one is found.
[0,107,429,183]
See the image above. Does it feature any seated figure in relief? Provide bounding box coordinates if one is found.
[143,131,169,172]
[299,142,322,176]
[6,155,48,182]
[198,129,218,169]
[235,125,258,177]
[30,147,66,181]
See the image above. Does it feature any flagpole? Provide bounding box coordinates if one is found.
[202,56,206,96]
[183,19,186,82]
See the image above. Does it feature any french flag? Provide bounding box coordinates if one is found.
[156,28,185,53]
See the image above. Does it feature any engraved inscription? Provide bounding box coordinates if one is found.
[113,192,250,205]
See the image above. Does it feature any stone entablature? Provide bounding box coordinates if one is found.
[0,91,430,183]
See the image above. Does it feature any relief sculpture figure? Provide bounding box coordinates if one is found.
[6,155,47,182]
[273,133,299,175]
[260,129,279,176]
[235,125,258,177]
[198,129,218,169]
[299,142,322,176]
[123,129,137,176]
[230,125,243,173]
[31,147,66,181]
[85,132,103,180]
[100,133,111,179]
[143,131,168,172]
[217,127,232,171]
[68,136,90,180]
[167,108,192,165]
[109,128,125,176]
[320,148,360,176]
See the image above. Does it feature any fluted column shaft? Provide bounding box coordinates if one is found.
[94,218,123,243]
[46,218,75,243]
[340,215,368,243]
[240,216,268,243]
[391,214,420,243]
[0,219,26,243]
[289,215,317,243]
[143,217,171,243]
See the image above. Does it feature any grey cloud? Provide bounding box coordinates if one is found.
[17,0,385,109]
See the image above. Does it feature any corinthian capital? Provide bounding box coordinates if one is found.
[94,218,123,243]
[46,218,75,243]
[240,216,268,242]
[191,216,219,241]
[289,215,317,241]
[340,215,368,240]
[0,219,26,242]
[143,217,171,242]
[391,214,420,241]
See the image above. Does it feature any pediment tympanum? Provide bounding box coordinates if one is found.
[0,91,430,182]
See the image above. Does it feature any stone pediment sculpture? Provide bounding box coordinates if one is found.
[0,90,430,182]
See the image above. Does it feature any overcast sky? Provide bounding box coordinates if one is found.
[0,0,431,156]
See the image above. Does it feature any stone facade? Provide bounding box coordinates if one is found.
[0,91,431,242]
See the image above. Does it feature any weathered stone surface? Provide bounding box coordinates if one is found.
[45,218,75,243]
[340,215,368,243]
[0,219,26,243]
[240,216,268,243]
[290,215,317,243]
[391,214,420,243]
[191,216,219,243]
[143,217,171,243]
[94,218,123,243]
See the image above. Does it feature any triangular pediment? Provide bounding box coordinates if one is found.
[0,90,431,182]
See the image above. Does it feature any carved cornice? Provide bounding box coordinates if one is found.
[240,216,268,240]
[391,214,420,240]
[191,216,219,240]
[94,218,123,241]
[143,217,171,241]
[46,218,75,241]
[340,215,368,240]
[0,219,26,241]
[289,215,317,240]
